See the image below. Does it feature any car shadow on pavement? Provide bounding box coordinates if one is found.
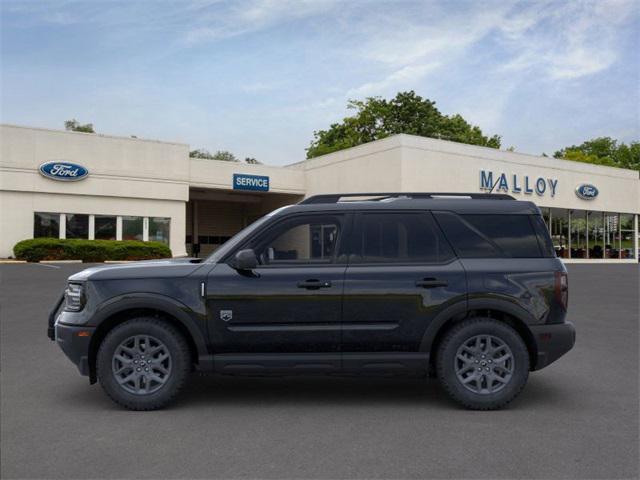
[57,372,568,411]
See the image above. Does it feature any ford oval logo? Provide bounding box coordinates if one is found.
[39,161,89,182]
[575,183,598,200]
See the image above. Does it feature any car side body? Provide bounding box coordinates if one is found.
[50,193,575,410]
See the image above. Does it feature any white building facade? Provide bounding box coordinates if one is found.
[1,124,638,262]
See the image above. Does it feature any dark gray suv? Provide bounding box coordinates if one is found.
[49,192,575,410]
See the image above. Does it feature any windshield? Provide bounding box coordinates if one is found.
[204,205,293,263]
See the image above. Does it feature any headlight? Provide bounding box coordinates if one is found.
[64,283,85,312]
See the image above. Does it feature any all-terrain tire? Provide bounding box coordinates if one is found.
[97,317,191,411]
[436,317,529,410]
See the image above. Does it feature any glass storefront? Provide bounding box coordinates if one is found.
[34,212,60,238]
[149,217,170,245]
[540,208,637,260]
[65,214,89,239]
[122,216,143,241]
[95,215,117,240]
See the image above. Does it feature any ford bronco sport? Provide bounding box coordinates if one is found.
[49,192,575,410]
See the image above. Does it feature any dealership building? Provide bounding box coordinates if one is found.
[1,123,638,262]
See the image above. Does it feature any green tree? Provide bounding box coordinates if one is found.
[64,119,94,133]
[554,137,640,172]
[306,91,501,158]
[189,149,239,162]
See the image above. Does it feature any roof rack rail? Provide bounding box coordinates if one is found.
[299,192,515,204]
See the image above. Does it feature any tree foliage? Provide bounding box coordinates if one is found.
[306,91,501,158]
[554,137,640,172]
[244,157,262,164]
[190,149,239,162]
[64,119,94,133]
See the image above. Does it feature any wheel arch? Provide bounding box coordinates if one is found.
[87,295,208,383]
[421,298,538,371]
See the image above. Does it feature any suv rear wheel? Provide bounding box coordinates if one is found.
[96,317,191,410]
[436,318,529,410]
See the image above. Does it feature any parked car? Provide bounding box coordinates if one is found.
[49,192,575,410]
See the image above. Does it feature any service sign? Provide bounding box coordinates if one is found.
[233,173,269,192]
[39,161,89,182]
[575,184,598,200]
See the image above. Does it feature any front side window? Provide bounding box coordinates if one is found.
[34,212,59,238]
[122,216,143,241]
[65,214,89,239]
[353,212,454,264]
[251,215,342,265]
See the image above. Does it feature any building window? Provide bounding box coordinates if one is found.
[620,214,636,259]
[550,209,569,258]
[604,213,619,259]
[570,210,587,258]
[149,217,170,245]
[95,215,117,240]
[588,212,604,259]
[122,216,143,241]
[34,212,60,238]
[65,214,89,239]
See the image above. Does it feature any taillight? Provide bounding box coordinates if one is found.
[555,271,568,311]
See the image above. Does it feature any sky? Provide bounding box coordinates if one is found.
[1,0,639,165]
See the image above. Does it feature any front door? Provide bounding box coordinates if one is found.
[206,213,349,363]
[341,211,467,370]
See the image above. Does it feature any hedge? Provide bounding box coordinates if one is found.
[13,238,172,262]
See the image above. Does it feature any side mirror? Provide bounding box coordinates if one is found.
[233,248,258,271]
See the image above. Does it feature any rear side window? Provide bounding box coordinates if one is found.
[434,212,543,258]
[352,212,454,263]
[530,214,556,258]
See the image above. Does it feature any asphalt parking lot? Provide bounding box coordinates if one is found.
[1,263,638,479]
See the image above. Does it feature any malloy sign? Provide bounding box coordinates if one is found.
[479,170,558,197]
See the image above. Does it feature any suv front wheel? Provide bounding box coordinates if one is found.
[436,318,529,410]
[96,317,191,410]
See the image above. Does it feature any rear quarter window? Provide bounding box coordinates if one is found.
[434,212,544,258]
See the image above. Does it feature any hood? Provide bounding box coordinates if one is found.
[68,257,207,282]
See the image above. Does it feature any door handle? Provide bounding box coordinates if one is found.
[297,279,332,290]
[415,278,448,288]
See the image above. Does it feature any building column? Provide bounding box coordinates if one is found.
[143,217,149,242]
[568,210,572,259]
[192,201,199,257]
[634,214,639,261]
[585,212,589,259]
[88,215,95,240]
[59,213,66,239]
[116,216,123,241]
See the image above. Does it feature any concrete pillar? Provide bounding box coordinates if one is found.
[88,215,95,240]
[634,214,639,260]
[59,213,66,239]
[143,217,149,242]
[116,216,123,241]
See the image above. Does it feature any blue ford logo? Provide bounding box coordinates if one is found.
[39,161,89,182]
[575,184,598,200]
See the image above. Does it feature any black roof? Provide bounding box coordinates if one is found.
[280,192,540,215]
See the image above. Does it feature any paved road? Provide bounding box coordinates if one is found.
[1,263,638,479]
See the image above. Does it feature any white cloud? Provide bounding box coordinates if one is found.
[347,63,440,97]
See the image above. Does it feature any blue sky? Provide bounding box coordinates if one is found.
[2,0,639,165]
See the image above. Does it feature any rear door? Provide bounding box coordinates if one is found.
[341,211,467,370]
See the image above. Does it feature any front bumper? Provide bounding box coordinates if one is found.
[530,321,576,370]
[54,321,95,376]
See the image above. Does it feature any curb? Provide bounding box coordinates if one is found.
[0,260,27,264]
[40,260,83,264]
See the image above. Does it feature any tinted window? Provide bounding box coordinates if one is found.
[95,215,117,240]
[530,214,556,258]
[149,217,170,245]
[252,215,342,265]
[66,214,89,239]
[353,212,454,263]
[435,212,542,258]
[122,216,143,241]
[34,212,59,238]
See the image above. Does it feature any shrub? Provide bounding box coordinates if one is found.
[13,238,172,262]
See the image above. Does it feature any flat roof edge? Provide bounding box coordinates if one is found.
[0,123,190,147]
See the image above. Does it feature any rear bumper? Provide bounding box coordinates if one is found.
[530,321,576,370]
[54,322,95,377]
